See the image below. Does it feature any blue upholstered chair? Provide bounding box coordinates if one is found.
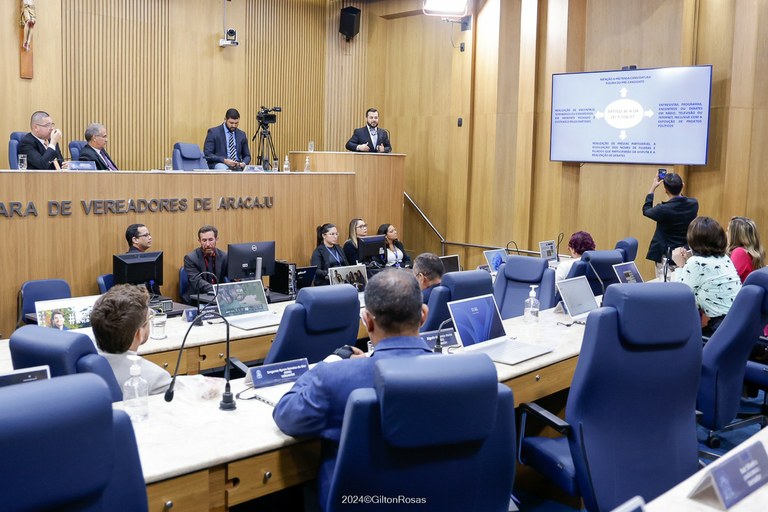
[8,131,25,169]
[614,237,639,262]
[69,140,87,161]
[493,255,557,319]
[179,267,189,303]
[10,325,123,402]
[698,281,768,447]
[263,284,360,364]
[97,273,114,294]
[743,268,768,412]
[580,249,624,297]
[421,269,493,332]
[0,374,148,511]
[519,283,702,511]
[326,353,515,512]
[172,142,207,171]
[16,278,72,327]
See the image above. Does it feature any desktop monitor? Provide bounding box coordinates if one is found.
[113,251,163,286]
[357,235,387,263]
[227,241,276,281]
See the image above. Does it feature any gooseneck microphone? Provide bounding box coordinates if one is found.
[195,271,220,326]
[556,232,565,262]
[435,318,454,354]
[505,241,520,255]
[663,246,672,282]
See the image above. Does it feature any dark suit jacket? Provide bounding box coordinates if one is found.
[345,126,392,153]
[310,244,349,285]
[79,144,118,171]
[643,194,699,262]
[18,133,64,170]
[183,248,228,302]
[203,125,251,168]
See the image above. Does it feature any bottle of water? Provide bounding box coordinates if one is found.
[282,155,290,173]
[523,285,540,324]
[303,156,311,172]
[123,355,149,422]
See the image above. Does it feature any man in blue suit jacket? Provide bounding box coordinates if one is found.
[203,108,251,170]
[273,269,432,510]
[345,108,392,153]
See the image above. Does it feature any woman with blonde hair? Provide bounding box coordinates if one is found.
[727,216,765,283]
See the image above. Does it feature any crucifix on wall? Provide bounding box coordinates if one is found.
[19,0,35,79]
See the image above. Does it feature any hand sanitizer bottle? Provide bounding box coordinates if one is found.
[283,155,290,172]
[123,355,149,422]
[303,156,311,172]
[524,285,540,324]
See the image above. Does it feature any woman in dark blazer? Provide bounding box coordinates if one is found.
[377,224,411,268]
[311,223,349,285]
[343,218,368,264]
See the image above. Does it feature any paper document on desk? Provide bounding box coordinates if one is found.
[240,382,296,407]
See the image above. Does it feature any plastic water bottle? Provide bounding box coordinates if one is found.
[123,355,149,422]
[282,155,290,172]
[523,285,540,324]
[303,156,311,172]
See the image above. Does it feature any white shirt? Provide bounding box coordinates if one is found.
[555,257,579,282]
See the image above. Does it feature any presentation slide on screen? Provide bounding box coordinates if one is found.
[550,66,712,165]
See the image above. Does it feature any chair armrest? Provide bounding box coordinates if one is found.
[520,402,570,435]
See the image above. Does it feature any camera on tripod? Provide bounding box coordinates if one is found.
[257,106,281,126]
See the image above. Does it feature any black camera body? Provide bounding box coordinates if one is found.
[257,106,282,126]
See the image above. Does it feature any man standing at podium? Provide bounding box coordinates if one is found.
[203,108,251,170]
[345,108,392,153]
[273,269,431,507]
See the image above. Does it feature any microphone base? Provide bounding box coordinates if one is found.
[219,391,237,411]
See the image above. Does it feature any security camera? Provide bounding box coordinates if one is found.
[219,28,238,47]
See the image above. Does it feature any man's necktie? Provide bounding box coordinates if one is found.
[228,132,237,160]
[101,152,117,171]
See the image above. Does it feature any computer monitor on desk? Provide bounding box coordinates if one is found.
[113,251,163,287]
[357,235,386,264]
[228,241,276,281]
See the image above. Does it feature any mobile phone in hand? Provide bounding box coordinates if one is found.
[657,168,667,180]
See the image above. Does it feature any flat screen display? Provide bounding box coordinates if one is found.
[550,65,712,165]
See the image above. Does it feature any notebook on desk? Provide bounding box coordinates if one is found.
[448,294,552,366]
[215,280,281,330]
[555,276,599,321]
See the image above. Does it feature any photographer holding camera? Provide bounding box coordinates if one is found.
[203,108,251,170]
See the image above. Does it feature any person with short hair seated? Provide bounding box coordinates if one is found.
[412,253,444,303]
[555,231,596,282]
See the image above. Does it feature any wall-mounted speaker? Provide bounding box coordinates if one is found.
[339,6,361,41]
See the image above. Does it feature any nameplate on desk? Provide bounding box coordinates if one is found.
[245,358,309,388]
[419,329,457,351]
[687,441,768,509]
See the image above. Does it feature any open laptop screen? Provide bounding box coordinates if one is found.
[539,240,557,262]
[216,280,269,317]
[613,261,644,284]
[328,264,367,292]
[556,276,599,320]
[439,255,460,273]
[483,249,507,273]
[448,294,506,347]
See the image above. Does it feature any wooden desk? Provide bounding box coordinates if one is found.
[138,307,583,511]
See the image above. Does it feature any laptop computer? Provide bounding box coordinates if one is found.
[295,266,317,291]
[439,254,461,273]
[0,365,50,388]
[483,249,507,275]
[448,294,552,366]
[539,240,558,267]
[216,280,281,330]
[555,276,599,321]
[613,261,644,284]
[329,263,367,305]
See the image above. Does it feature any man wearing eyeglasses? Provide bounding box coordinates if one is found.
[345,108,392,153]
[79,123,119,170]
[126,224,153,253]
[18,110,69,170]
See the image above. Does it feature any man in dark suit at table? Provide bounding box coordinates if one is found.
[79,123,119,170]
[17,110,68,170]
[345,108,392,153]
[183,225,228,303]
[203,108,251,170]
[273,269,432,509]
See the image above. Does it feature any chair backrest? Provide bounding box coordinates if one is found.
[614,237,639,262]
[8,131,25,169]
[493,255,557,319]
[179,267,189,301]
[698,283,765,430]
[326,353,515,512]
[69,140,87,161]
[17,278,72,326]
[97,273,114,294]
[421,269,493,331]
[172,142,206,171]
[566,283,702,511]
[580,249,625,296]
[0,374,147,511]
[263,284,361,364]
[10,325,123,402]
